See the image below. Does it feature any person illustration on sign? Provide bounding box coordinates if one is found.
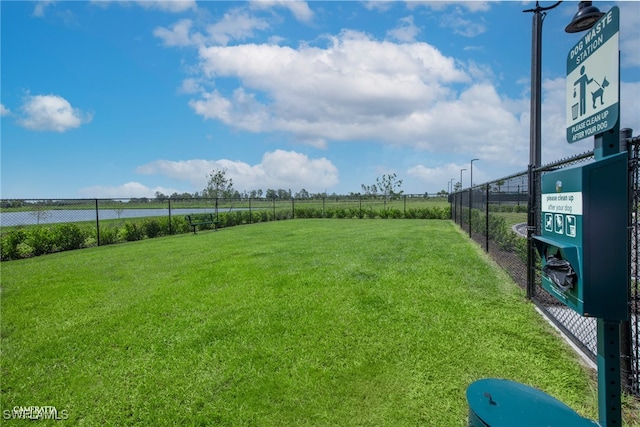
[573,65,593,116]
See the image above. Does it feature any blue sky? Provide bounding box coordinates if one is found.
[1,1,639,199]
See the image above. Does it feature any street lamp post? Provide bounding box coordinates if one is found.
[469,159,479,237]
[523,1,561,300]
[449,178,455,219]
[470,159,479,188]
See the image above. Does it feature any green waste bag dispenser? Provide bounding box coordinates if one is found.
[533,152,628,321]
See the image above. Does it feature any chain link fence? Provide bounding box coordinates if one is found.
[628,139,640,396]
[0,194,449,260]
[452,144,640,396]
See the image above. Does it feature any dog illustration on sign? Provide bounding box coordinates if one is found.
[591,76,609,109]
[572,65,609,118]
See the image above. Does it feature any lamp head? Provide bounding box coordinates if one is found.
[565,1,605,33]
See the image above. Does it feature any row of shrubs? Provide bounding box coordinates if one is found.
[1,206,451,261]
[462,207,528,262]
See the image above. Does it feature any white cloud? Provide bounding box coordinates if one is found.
[409,2,491,13]
[387,16,421,42]
[153,18,197,47]
[0,104,11,116]
[92,0,196,13]
[178,77,203,94]
[439,11,486,37]
[135,0,196,13]
[404,2,488,37]
[205,8,270,46]
[619,2,640,68]
[249,0,314,23]
[136,150,339,193]
[184,30,538,166]
[188,31,483,149]
[362,1,394,13]
[77,182,179,199]
[33,0,56,17]
[154,8,270,47]
[407,163,456,183]
[621,80,640,133]
[17,94,93,132]
[188,88,269,132]
[407,161,486,193]
[136,158,220,187]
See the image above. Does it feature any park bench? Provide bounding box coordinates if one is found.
[185,213,219,234]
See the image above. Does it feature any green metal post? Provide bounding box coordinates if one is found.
[594,71,622,427]
[597,319,622,427]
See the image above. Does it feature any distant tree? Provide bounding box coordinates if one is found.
[137,197,150,203]
[265,189,277,199]
[376,173,403,201]
[30,202,51,225]
[204,169,235,198]
[493,180,506,207]
[277,189,291,199]
[1,199,25,208]
[360,184,378,196]
[295,189,310,199]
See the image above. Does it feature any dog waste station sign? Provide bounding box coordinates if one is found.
[566,6,619,144]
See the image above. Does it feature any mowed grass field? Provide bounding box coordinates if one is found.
[1,219,598,425]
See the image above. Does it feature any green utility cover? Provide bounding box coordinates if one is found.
[467,379,598,427]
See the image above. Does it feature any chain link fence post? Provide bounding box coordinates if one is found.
[95,199,100,246]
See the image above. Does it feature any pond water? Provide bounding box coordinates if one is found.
[0,208,231,227]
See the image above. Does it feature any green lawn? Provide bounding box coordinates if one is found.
[492,211,528,228]
[1,219,599,425]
